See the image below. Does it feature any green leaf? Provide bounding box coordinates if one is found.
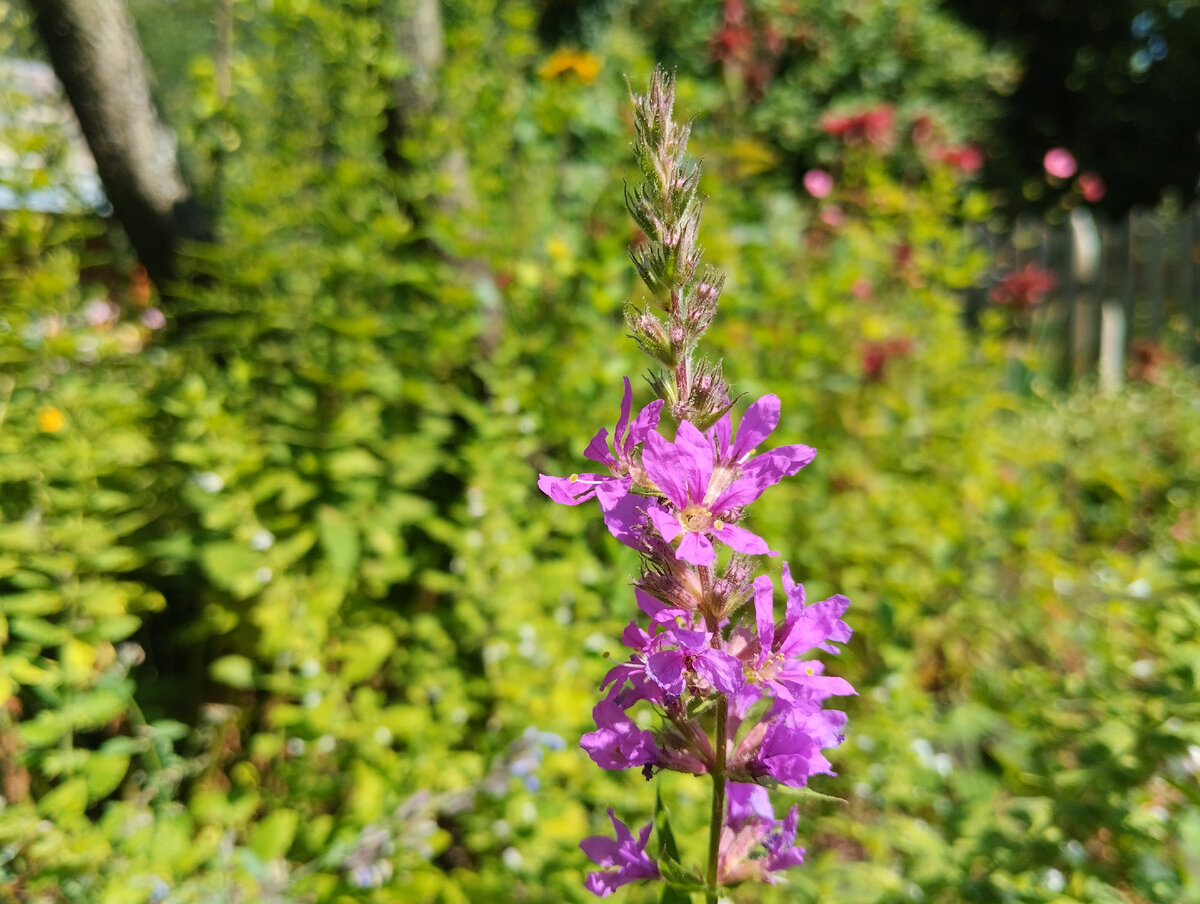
[88,613,142,642]
[658,855,706,891]
[38,776,88,820]
[210,654,256,690]
[654,786,696,903]
[657,876,696,904]
[325,447,383,481]
[19,710,65,747]
[0,590,63,617]
[200,541,262,599]
[338,625,395,684]
[83,752,130,800]
[150,719,191,741]
[316,505,361,579]
[250,808,299,861]
[9,616,68,646]
[654,784,680,862]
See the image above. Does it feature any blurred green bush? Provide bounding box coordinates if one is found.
[1,1,1197,903]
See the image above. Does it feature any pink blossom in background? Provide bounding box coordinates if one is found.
[1043,148,1077,180]
[803,169,833,199]
[85,299,118,327]
[819,204,844,228]
[1078,172,1106,203]
[141,308,166,330]
[851,278,872,300]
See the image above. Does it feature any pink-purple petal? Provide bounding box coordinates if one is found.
[646,650,686,696]
[753,575,775,667]
[713,522,774,556]
[709,412,732,460]
[614,378,634,447]
[641,431,689,507]
[740,444,816,487]
[538,472,602,505]
[673,419,714,502]
[710,474,772,511]
[695,649,745,693]
[603,494,649,548]
[624,399,665,455]
[594,476,633,511]
[583,428,615,465]
[646,504,682,543]
[731,394,781,462]
[675,530,716,566]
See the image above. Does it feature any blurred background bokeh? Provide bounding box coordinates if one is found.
[1,1,1198,901]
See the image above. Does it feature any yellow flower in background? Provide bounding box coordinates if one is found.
[538,48,601,84]
[546,236,571,260]
[36,406,64,434]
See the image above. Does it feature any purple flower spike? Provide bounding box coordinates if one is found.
[539,378,664,511]
[581,810,660,898]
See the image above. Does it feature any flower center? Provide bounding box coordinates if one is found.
[679,504,713,532]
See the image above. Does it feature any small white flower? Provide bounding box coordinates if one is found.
[193,471,224,493]
[501,846,523,870]
[1043,868,1065,892]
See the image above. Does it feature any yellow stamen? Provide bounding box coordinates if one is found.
[569,474,579,483]
[713,519,724,531]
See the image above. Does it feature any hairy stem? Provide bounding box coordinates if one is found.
[705,695,728,902]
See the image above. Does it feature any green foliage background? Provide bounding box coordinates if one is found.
[1,1,1198,902]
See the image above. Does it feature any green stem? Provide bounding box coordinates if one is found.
[705,695,728,903]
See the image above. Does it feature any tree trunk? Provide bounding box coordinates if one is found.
[28,0,202,289]
[381,0,444,176]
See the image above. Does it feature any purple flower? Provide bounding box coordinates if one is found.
[580,700,660,770]
[708,394,817,487]
[645,627,745,698]
[719,782,806,884]
[640,398,815,566]
[539,378,664,510]
[641,423,771,566]
[748,569,855,704]
[580,810,660,897]
[598,621,665,710]
[734,706,848,788]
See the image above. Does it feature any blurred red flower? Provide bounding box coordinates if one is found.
[990,263,1056,311]
[861,337,914,381]
[820,106,895,149]
[933,145,984,175]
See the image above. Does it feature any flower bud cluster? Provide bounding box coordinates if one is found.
[624,69,731,429]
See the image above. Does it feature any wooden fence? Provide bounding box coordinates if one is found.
[969,204,1200,388]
